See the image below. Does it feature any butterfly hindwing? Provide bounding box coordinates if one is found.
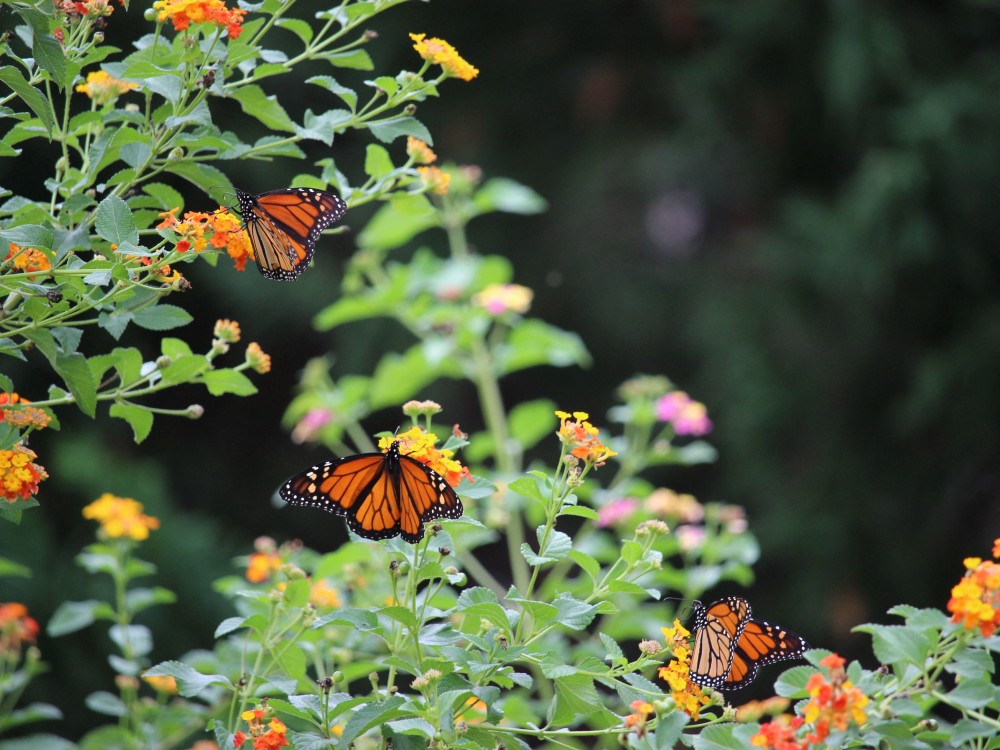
[688,596,809,691]
[278,441,463,543]
[235,187,347,281]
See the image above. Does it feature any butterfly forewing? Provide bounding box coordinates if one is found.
[235,187,347,281]
[687,596,809,691]
[278,441,464,544]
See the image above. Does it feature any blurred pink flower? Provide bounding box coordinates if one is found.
[655,391,712,436]
[291,408,333,444]
[675,524,706,552]
[596,497,638,528]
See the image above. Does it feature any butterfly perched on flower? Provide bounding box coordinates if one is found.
[687,596,809,690]
[234,187,346,280]
[279,440,464,543]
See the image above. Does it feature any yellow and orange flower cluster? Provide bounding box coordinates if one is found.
[157,208,252,271]
[555,410,618,467]
[657,619,711,720]
[153,0,245,38]
[751,654,867,749]
[245,342,271,374]
[245,536,283,583]
[0,393,51,432]
[379,426,472,488]
[623,699,654,737]
[0,602,39,656]
[5,243,51,278]
[82,493,160,541]
[234,708,289,749]
[59,0,115,19]
[75,70,139,106]
[473,283,533,316]
[409,33,479,81]
[417,166,451,196]
[1,444,48,503]
[142,673,179,694]
[947,538,1000,636]
[406,137,437,165]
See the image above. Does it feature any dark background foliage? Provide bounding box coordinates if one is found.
[4,0,1000,736]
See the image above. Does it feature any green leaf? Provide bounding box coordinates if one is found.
[214,616,248,637]
[166,161,232,192]
[691,723,762,750]
[306,75,357,109]
[854,623,931,668]
[229,84,296,132]
[159,354,209,385]
[356,199,440,251]
[474,177,548,215]
[322,48,373,70]
[47,600,109,636]
[368,116,432,144]
[945,678,994,710]
[364,143,394,178]
[338,696,406,748]
[568,549,601,582]
[143,661,233,697]
[202,369,258,397]
[0,66,54,135]
[508,476,547,505]
[54,353,97,417]
[455,587,512,633]
[599,632,625,663]
[15,5,68,90]
[0,556,32,578]
[124,586,175,616]
[109,403,153,443]
[95,194,140,247]
[774,665,815,697]
[0,224,54,251]
[275,17,313,44]
[132,305,192,331]
[500,319,591,373]
[86,691,126,717]
[0,733,74,750]
[558,505,599,520]
[552,593,598,630]
[551,673,599,724]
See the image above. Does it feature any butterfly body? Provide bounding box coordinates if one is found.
[279,441,463,543]
[688,596,808,690]
[235,187,346,280]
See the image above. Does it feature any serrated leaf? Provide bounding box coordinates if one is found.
[0,67,54,136]
[109,402,153,443]
[54,352,97,417]
[229,84,296,132]
[202,369,257,396]
[338,696,406,748]
[132,305,192,331]
[364,143,394,178]
[143,660,232,697]
[368,116,432,144]
[95,194,139,247]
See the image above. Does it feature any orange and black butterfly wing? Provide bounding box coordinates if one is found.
[279,442,463,543]
[279,452,401,538]
[725,619,809,691]
[689,596,751,690]
[396,454,463,542]
[235,187,347,280]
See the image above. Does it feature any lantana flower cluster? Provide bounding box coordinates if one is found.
[947,537,1000,636]
[153,0,246,38]
[157,208,253,271]
[4,243,52,278]
[751,654,868,749]
[555,410,618,467]
[656,390,713,436]
[378,426,472,488]
[82,493,161,541]
[75,70,139,106]
[0,444,48,503]
[473,283,533,316]
[409,32,479,81]
[657,619,712,720]
[0,393,52,432]
[234,707,289,749]
[0,602,39,657]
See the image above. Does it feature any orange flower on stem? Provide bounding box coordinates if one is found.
[157,208,251,271]
[378,426,471,488]
[0,602,39,656]
[5,243,51,279]
[555,410,618,468]
[947,539,1000,636]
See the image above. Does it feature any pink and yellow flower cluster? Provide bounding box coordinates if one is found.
[555,410,617,467]
[157,208,252,271]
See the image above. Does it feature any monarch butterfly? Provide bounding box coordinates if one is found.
[687,596,809,690]
[234,187,347,280]
[278,441,463,543]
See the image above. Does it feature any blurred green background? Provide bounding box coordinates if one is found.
[4,0,1000,736]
